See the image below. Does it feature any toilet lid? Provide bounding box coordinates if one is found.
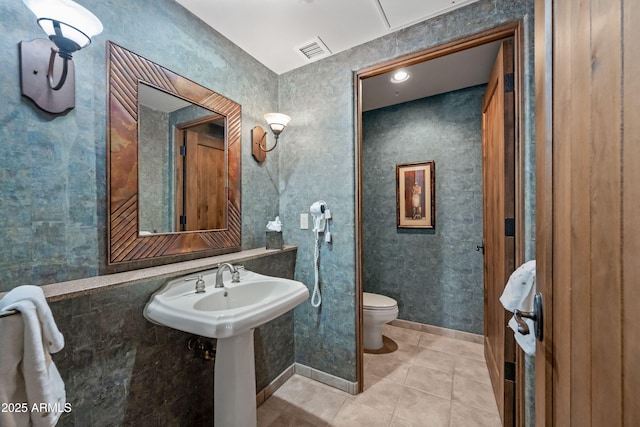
[363,292,397,310]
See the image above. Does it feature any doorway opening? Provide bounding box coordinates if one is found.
[354,21,526,426]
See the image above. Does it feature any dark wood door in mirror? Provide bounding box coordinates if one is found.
[106,41,241,265]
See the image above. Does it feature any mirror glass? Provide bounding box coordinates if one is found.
[138,83,227,234]
[106,41,241,266]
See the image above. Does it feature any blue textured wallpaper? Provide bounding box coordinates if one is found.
[362,85,486,334]
[0,0,280,291]
[279,0,534,382]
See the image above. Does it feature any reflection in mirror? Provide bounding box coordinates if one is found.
[174,116,226,232]
[138,84,227,234]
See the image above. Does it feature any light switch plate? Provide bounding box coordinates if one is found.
[300,213,309,229]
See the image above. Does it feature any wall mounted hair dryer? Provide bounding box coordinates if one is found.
[310,201,327,237]
[310,200,331,307]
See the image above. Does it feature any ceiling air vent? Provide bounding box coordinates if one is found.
[296,37,332,61]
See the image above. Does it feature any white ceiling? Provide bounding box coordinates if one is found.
[176,0,480,75]
[362,40,502,111]
[173,0,503,111]
[139,83,190,112]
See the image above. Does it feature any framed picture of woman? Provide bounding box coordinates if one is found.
[396,161,435,228]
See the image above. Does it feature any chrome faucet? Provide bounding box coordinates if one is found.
[184,274,206,293]
[215,263,240,288]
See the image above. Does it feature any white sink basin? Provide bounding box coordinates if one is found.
[144,266,309,426]
[144,268,309,339]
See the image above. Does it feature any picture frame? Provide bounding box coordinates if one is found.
[396,161,436,228]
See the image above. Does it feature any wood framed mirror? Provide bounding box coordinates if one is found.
[106,41,241,265]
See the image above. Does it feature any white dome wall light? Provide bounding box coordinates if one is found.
[251,113,292,162]
[20,0,103,114]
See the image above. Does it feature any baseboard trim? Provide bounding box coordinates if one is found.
[294,363,358,395]
[390,318,483,344]
[256,362,358,408]
[256,364,295,407]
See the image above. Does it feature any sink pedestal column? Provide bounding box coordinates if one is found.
[214,329,256,427]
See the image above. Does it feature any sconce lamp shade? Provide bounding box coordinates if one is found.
[20,0,102,114]
[264,113,291,136]
[22,0,103,54]
[252,113,291,161]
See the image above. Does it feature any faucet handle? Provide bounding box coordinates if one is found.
[195,276,206,293]
[231,270,240,283]
[184,275,206,293]
[231,264,243,282]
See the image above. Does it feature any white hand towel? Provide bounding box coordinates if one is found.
[500,260,536,355]
[499,260,536,312]
[508,317,536,355]
[0,286,66,427]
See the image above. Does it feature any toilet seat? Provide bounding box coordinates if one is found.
[363,292,397,311]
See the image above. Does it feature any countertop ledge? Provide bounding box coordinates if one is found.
[0,246,297,303]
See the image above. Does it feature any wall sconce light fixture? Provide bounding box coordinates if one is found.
[20,0,103,114]
[251,113,291,162]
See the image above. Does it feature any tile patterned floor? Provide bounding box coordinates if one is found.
[257,325,501,427]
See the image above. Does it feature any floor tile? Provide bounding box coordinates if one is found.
[361,372,386,391]
[267,405,328,427]
[454,356,491,384]
[257,398,284,427]
[417,333,460,354]
[386,340,423,363]
[272,375,348,423]
[383,325,422,346]
[353,376,403,414]
[394,387,451,427]
[363,352,375,367]
[330,400,393,427]
[449,401,502,427]
[454,340,485,361]
[366,355,411,384]
[452,375,499,414]
[404,364,453,399]
[412,348,457,374]
[389,416,423,427]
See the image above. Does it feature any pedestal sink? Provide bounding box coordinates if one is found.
[143,267,309,427]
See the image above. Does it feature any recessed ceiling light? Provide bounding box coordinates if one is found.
[391,70,410,83]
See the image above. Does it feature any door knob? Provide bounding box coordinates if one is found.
[476,240,485,254]
[513,293,544,341]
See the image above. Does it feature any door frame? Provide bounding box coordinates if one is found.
[353,21,527,406]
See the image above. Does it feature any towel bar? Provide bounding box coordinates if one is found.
[0,309,19,318]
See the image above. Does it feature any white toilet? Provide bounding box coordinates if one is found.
[363,292,399,350]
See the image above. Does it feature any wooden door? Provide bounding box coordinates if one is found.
[535,0,640,425]
[181,129,226,231]
[482,39,516,427]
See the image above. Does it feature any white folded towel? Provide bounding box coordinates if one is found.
[500,260,536,355]
[0,285,66,427]
[508,316,536,355]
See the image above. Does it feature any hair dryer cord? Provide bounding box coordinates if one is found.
[311,235,322,307]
